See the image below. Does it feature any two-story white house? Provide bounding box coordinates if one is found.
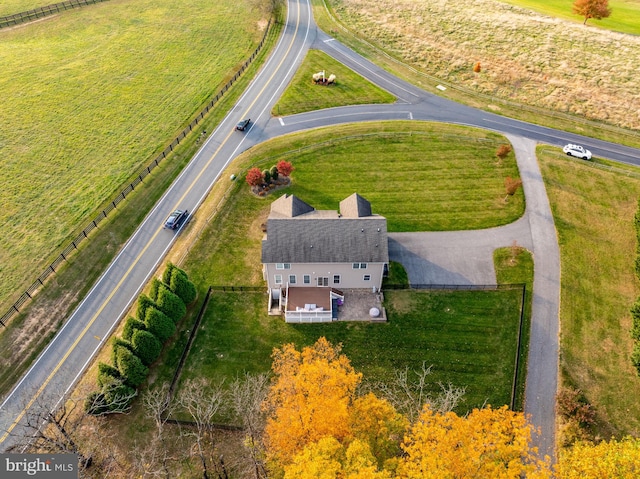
[261,193,388,322]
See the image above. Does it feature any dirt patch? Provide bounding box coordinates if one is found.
[250,176,291,197]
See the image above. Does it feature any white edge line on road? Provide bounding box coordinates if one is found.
[1,0,308,442]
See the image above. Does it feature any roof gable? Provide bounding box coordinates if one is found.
[340,193,372,218]
[261,194,388,264]
[270,194,315,218]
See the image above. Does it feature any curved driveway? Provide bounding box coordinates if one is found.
[3,0,639,461]
[387,136,559,461]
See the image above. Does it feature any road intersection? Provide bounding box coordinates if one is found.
[2,0,639,462]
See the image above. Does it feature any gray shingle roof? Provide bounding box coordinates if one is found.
[261,194,389,264]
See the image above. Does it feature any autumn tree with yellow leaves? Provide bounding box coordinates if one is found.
[262,337,362,467]
[261,338,552,479]
[397,404,551,479]
[556,437,640,479]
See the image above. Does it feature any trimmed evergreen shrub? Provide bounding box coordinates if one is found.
[103,381,136,411]
[111,337,133,365]
[263,169,271,184]
[122,316,146,342]
[156,284,186,323]
[131,329,162,366]
[115,346,148,387]
[162,262,177,286]
[97,362,121,388]
[149,278,162,302]
[270,165,279,181]
[169,267,197,304]
[86,380,137,415]
[137,294,155,321]
[145,306,175,343]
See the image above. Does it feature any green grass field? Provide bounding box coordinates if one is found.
[538,149,640,438]
[273,49,395,115]
[0,0,47,16]
[313,0,640,140]
[0,0,265,308]
[172,288,524,415]
[500,0,640,34]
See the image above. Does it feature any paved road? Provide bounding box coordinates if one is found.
[0,0,316,452]
[2,0,638,461]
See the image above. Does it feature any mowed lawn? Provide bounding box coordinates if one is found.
[273,49,396,115]
[177,288,524,414]
[499,0,640,34]
[0,0,265,307]
[182,122,524,289]
[538,150,640,438]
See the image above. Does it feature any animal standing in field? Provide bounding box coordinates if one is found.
[312,71,325,83]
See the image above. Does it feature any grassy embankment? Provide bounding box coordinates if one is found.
[539,150,640,439]
[273,49,395,115]
[312,0,640,146]
[0,0,278,398]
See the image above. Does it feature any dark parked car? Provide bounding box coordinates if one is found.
[164,209,189,230]
[236,118,251,131]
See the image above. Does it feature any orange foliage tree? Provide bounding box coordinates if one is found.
[396,404,551,479]
[246,167,264,187]
[276,159,294,177]
[262,338,362,467]
[262,338,551,479]
[282,437,393,479]
[572,0,611,25]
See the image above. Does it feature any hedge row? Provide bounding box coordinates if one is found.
[85,262,197,414]
[631,200,640,375]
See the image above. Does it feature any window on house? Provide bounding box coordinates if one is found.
[352,263,368,269]
[289,275,296,284]
[333,275,341,284]
[276,263,291,270]
[275,275,282,285]
[363,274,371,281]
[317,277,329,287]
[303,275,310,284]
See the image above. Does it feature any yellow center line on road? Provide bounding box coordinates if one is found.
[0,1,303,445]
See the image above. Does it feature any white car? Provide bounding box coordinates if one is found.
[563,144,592,160]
